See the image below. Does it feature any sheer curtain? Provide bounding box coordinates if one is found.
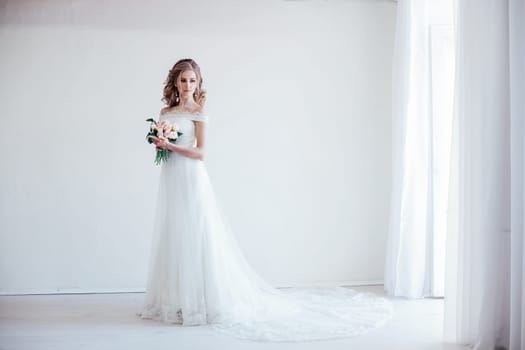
[385,0,453,298]
[509,1,525,348]
[387,0,525,347]
[443,0,525,349]
[385,0,433,298]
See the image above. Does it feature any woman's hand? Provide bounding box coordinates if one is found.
[149,136,170,151]
[149,123,205,160]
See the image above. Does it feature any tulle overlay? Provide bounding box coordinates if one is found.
[139,111,393,341]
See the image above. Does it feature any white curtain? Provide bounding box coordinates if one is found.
[443,0,525,349]
[509,1,525,348]
[385,0,453,298]
[385,0,433,299]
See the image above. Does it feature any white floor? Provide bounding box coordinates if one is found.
[0,285,469,350]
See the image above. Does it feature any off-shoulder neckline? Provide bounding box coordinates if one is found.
[160,111,208,122]
[161,108,204,117]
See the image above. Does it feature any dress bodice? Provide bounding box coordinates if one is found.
[159,111,209,147]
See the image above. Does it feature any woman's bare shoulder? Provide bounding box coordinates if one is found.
[160,106,171,115]
[186,104,205,115]
[195,106,206,115]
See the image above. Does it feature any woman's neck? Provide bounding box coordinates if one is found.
[177,98,198,110]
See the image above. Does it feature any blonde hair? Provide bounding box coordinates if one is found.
[161,58,206,108]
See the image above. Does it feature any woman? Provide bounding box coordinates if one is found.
[139,58,393,342]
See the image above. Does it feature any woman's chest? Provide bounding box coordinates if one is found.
[165,116,195,137]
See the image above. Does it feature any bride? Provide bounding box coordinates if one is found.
[138,58,393,342]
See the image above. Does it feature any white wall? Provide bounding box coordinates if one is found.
[0,0,396,294]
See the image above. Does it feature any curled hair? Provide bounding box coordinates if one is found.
[162,58,207,108]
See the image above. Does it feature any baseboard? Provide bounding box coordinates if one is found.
[0,287,145,296]
[273,280,384,289]
[0,280,384,296]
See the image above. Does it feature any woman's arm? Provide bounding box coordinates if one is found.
[150,120,206,160]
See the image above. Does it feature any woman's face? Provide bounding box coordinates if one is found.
[176,70,198,101]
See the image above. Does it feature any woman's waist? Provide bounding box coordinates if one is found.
[166,150,202,163]
[173,137,195,148]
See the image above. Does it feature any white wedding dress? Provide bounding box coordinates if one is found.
[138,110,393,342]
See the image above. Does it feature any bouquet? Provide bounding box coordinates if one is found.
[146,118,183,165]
